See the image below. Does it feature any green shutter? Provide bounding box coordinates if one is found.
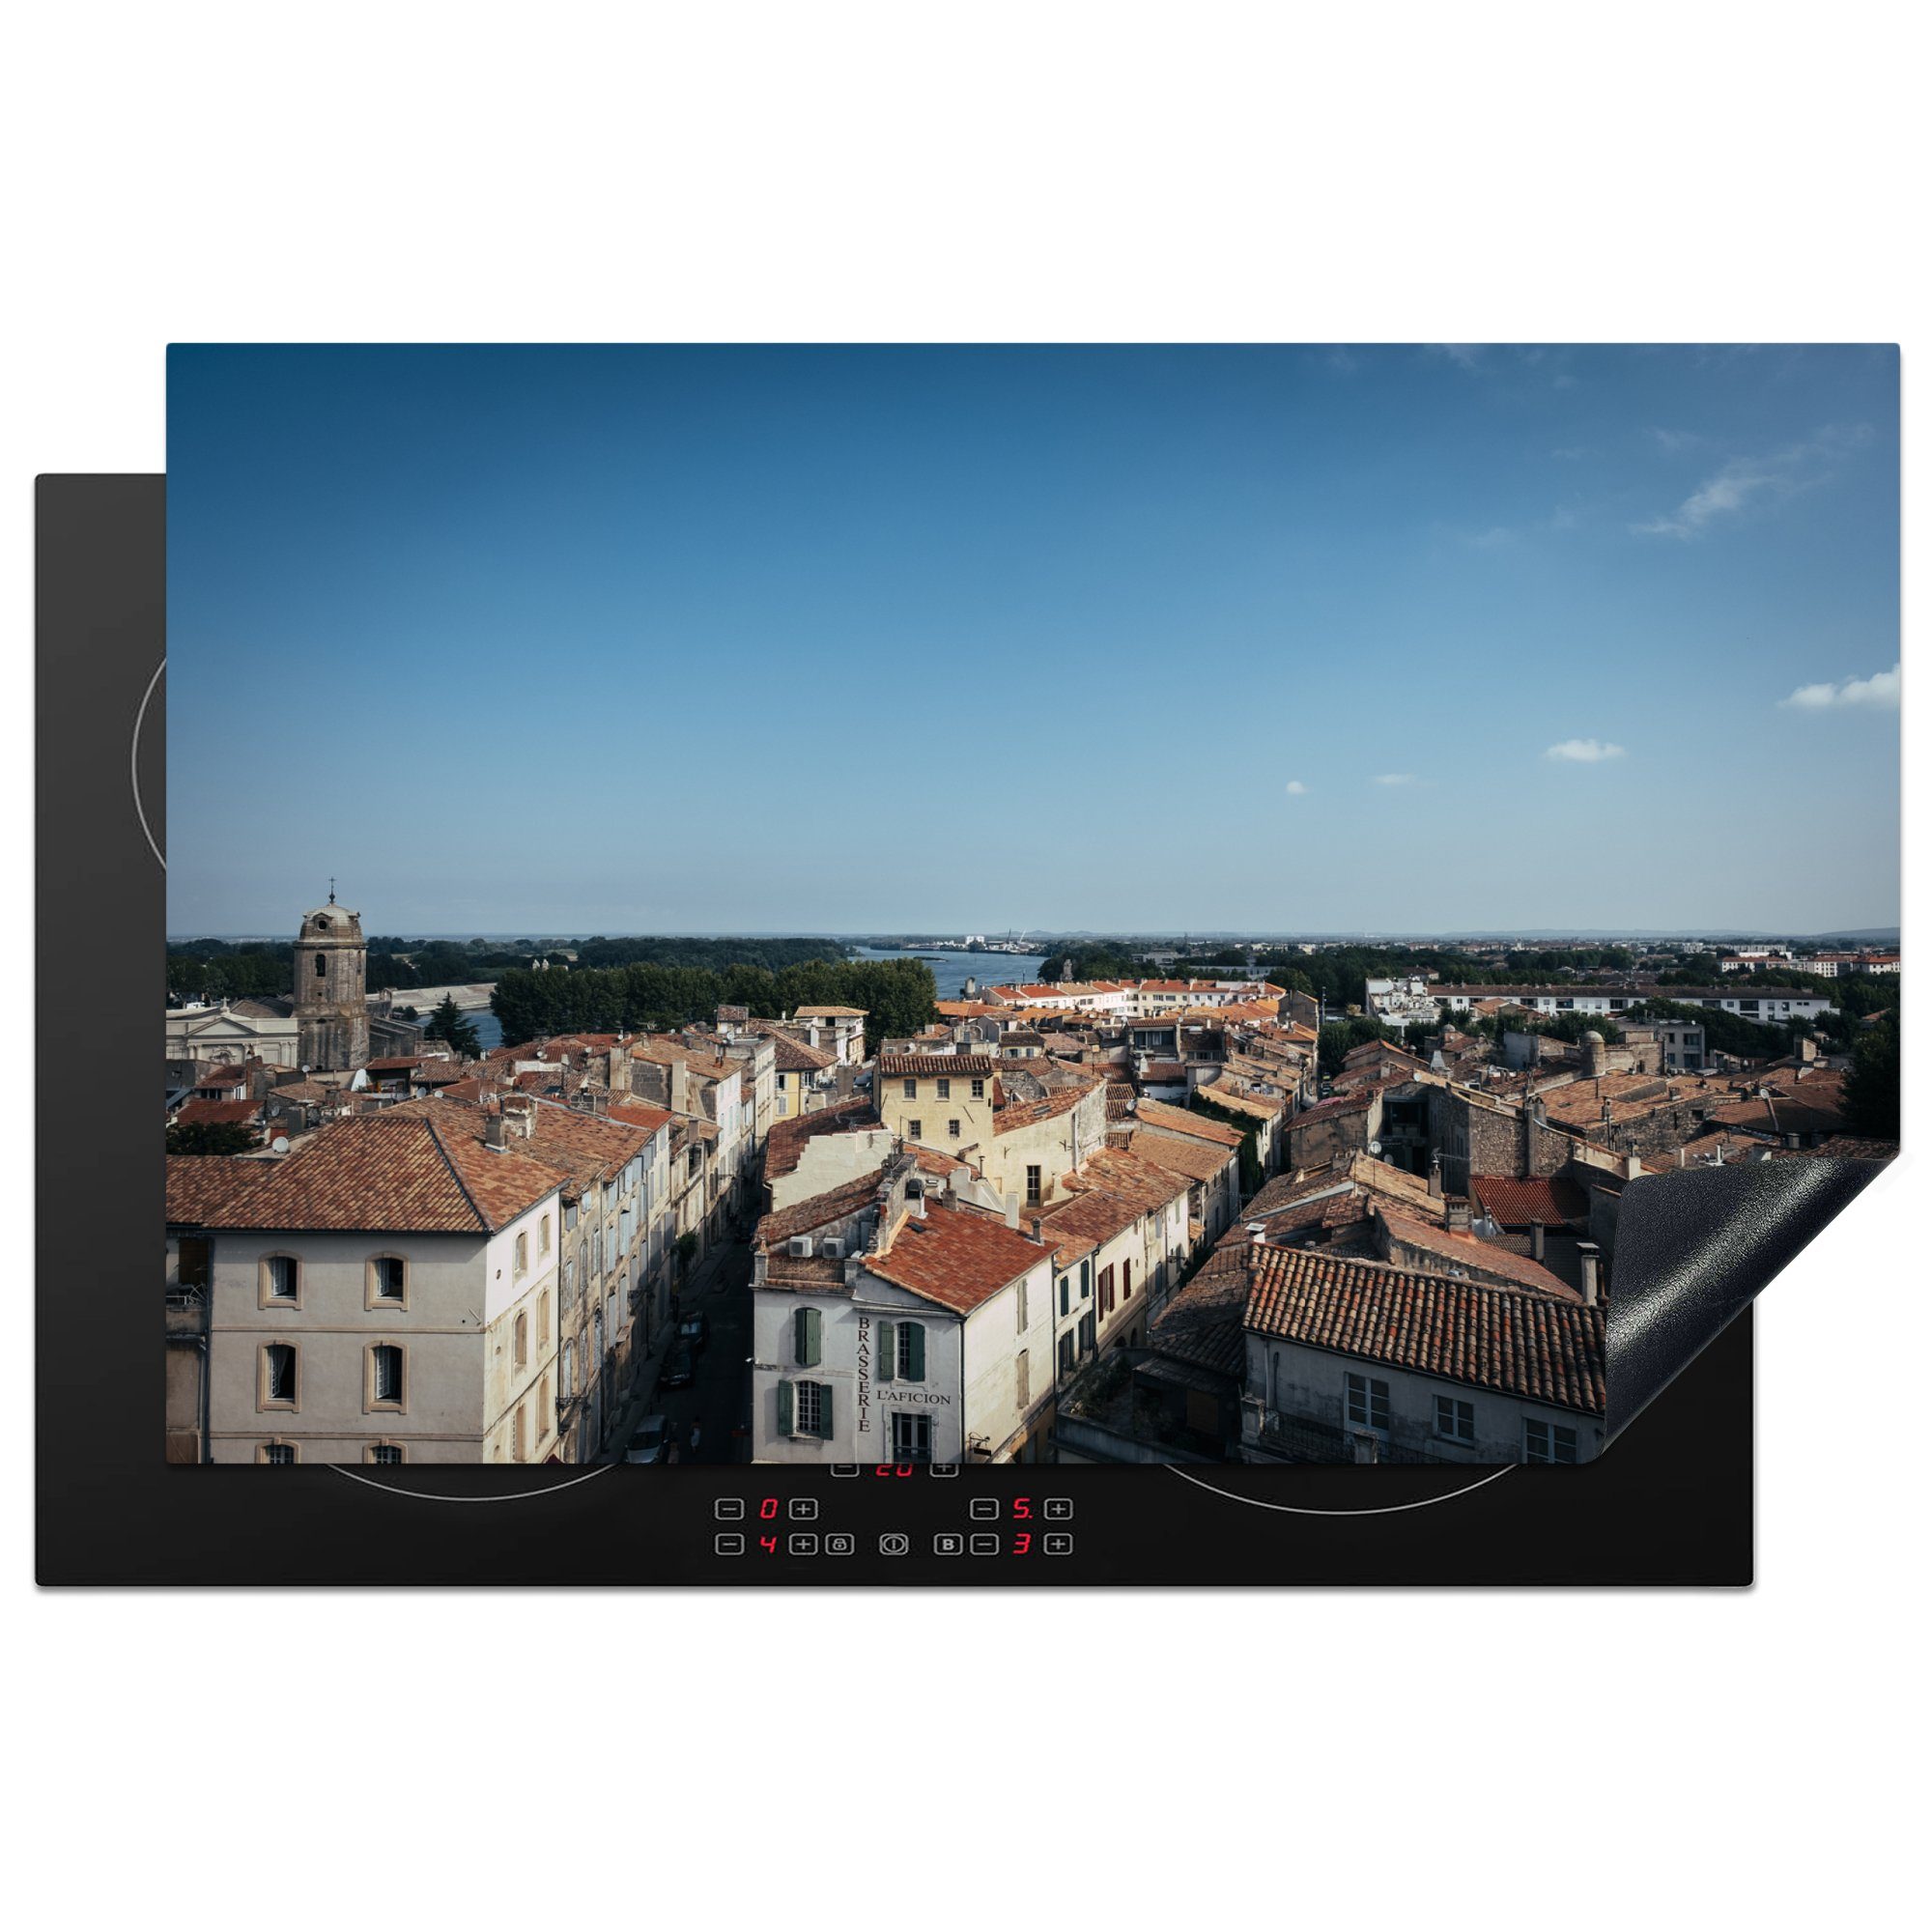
[777,1378,793,1436]
[904,1321,924,1381]
[878,1321,895,1382]
[815,1383,835,1440]
[795,1305,821,1367]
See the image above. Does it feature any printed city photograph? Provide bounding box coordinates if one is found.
[162,344,1901,1469]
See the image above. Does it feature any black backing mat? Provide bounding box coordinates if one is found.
[29,473,1872,1585]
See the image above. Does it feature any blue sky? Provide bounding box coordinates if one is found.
[168,344,1899,938]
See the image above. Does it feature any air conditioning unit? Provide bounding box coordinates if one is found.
[820,1237,845,1260]
[787,1236,813,1258]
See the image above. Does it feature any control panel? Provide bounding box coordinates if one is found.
[708,1468,1078,1563]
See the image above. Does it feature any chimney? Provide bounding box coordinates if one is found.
[485,1111,506,1150]
[1445,1197,1472,1235]
[1247,1221,1266,1248]
[1577,1242,1601,1306]
[1529,1220,1545,1262]
[670,1057,690,1117]
[1428,1153,1443,1200]
[1676,1145,1687,1170]
[1031,1216,1043,1244]
[1784,1131,1800,1150]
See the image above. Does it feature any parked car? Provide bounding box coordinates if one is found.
[624,1415,671,1463]
[660,1345,696,1389]
[678,1312,710,1351]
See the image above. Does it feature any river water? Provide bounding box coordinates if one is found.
[847,946,1047,1001]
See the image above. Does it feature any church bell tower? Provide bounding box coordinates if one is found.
[294,884,370,1071]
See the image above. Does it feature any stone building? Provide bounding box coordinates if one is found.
[294,889,370,1071]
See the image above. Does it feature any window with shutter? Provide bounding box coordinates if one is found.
[814,1383,834,1440]
[777,1378,794,1436]
[899,1321,925,1381]
[877,1321,895,1383]
[1016,1349,1029,1408]
[794,1305,821,1367]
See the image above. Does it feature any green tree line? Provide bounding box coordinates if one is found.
[491,956,935,1052]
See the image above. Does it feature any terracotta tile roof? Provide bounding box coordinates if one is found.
[1150,1241,1254,1378]
[1035,1187,1145,1258]
[1289,1093,1374,1127]
[1701,1071,1848,1140]
[164,1113,562,1234]
[765,1033,838,1073]
[754,1172,880,1250]
[386,1094,648,1189]
[1130,1097,1243,1148]
[365,1055,428,1071]
[1061,1146,1190,1215]
[792,1005,867,1018]
[1195,1081,1288,1121]
[992,1080,1094,1136]
[174,1097,262,1126]
[411,1060,468,1086]
[911,1145,973,1179]
[1375,1206,1580,1300]
[608,1100,674,1138]
[865,1201,1047,1313]
[1469,1175,1590,1228]
[1120,1126,1236,1185]
[764,1097,876,1178]
[1245,1245,1606,1415]
[166,1153,273,1224]
[877,1053,998,1079]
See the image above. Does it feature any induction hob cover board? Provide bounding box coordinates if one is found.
[36,344,1899,1586]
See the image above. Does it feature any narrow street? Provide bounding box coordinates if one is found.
[653,1234,753,1464]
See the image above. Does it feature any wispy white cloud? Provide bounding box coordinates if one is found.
[1634,424,1871,538]
[1647,426,1704,454]
[1435,344,1485,372]
[1373,772,1419,787]
[1545,737,1626,763]
[1779,663,1900,711]
[1284,779,1309,795]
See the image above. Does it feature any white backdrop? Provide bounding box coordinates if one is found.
[2,5,1921,1925]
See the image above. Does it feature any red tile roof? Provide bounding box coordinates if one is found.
[764,1097,876,1178]
[1245,1245,1605,1415]
[754,1172,881,1249]
[174,1097,261,1126]
[608,1100,674,1137]
[877,1053,998,1079]
[1130,1097,1243,1148]
[386,1094,649,1190]
[1150,1241,1255,1378]
[865,1202,1047,1313]
[1375,1206,1580,1300]
[1120,1126,1236,1185]
[164,1114,562,1233]
[1469,1175,1590,1227]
